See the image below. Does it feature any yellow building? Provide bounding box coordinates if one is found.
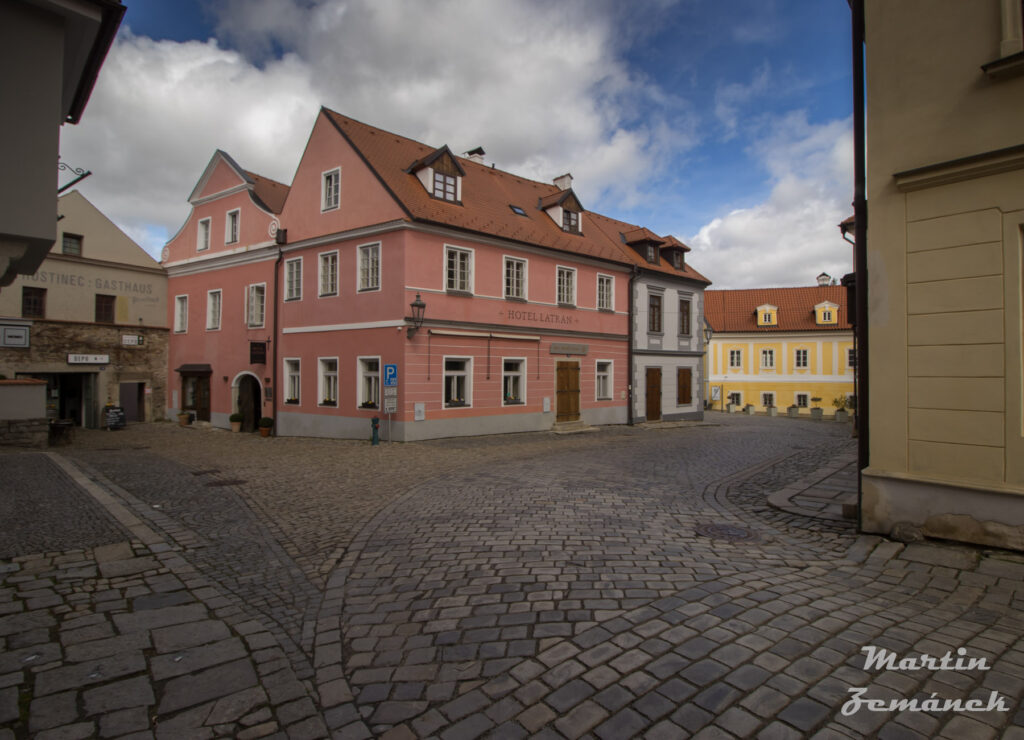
[704,282,853,417]
[858,0,1024,549]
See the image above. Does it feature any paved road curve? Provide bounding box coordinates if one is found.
[1,414,1022,739]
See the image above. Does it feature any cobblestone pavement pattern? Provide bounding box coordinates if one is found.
[2,414,1023,739]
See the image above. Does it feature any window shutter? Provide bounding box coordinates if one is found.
[677,367,692,405]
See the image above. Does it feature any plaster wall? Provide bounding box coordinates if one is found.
[863,0,1024,549]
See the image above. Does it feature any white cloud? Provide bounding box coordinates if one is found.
[688,112,854,289]
[60,0,697,257]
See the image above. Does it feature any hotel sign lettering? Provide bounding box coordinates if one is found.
[500,308,577,326]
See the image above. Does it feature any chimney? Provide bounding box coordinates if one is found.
[465,147,485,164]
[816,272,831,287]
[553,173,573,191]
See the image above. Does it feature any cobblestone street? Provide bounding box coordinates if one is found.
[2,414,1023,739]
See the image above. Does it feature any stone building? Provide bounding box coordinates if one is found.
[0,191,168,427]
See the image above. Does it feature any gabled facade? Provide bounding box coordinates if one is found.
[704,283,853,416]
[0,191,167,427]
[859,0,1024,549]
[163,108,708,440]
[163,150,290,431]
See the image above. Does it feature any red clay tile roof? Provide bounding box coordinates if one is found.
[322,107,708,284]
[245,171,290,214]
[622,227,663,245]
[705,286,850,332]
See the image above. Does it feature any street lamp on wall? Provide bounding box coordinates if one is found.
[703,318,714,346]
[407,293,426,339]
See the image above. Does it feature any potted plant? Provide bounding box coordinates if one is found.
[258,417,274,437]
[766,404,777,417]
[787,404,800,418]
[744,403,755,415]
[832,396,849,422]
[177,411,191,427]
[810,397,824,420]
[229,412,243,432]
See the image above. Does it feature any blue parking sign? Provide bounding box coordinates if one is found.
[383,363,398,387]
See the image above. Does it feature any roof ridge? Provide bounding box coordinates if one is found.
[323,105,569,196]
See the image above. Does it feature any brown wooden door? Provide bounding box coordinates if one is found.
[556,361,580,422]
[646,367,662,421]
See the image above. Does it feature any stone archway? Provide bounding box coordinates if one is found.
[234,374,262,432]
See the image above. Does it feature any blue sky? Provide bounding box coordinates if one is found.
[62,0,855,288]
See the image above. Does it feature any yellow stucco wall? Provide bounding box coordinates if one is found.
[862,0,1024,549]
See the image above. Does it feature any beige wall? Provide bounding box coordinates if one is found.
[0,1,63,282]
[864,0,1024,549]
[0,191,167,327]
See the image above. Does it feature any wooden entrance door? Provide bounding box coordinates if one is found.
[646,367,662,421]
[556,361,580,422]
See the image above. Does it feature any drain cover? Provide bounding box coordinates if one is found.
[695,523,758,542]
[205,479,246,487]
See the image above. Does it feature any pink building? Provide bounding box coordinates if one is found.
[163,108,708,440]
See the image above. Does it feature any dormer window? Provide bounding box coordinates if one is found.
[672,252,683,269]
[540,189,585,234]
[407,145,465,205]
[815,301,839,325]
[756,304,778,326]
[646,245,656,263]
[434,172,457,201]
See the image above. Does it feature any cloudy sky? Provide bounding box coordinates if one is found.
[61,0,855,289]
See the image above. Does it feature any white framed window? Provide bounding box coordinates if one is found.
[728,391,742,406]
[762,392,775,408]
[562,209,579,233]
[729,349,742,368]
[174,295,188,333]
[443,357,471,407]
[597,274,613,311]
[247,283,266,328]
[319,358,338,407]
[206,289,221,330]
[322,168,340,211]
[284,358,300,404]
[197,218,211,252]
[319,251,338,297]
[761,348,775,369]
[225,209,240,244]
[795,393,809,408]
[285,258,302,301]
[504,257,526,300]
[595,360,612,401]
[358,357,380,409]
[446,246,473,293]
[556,266,576,306]
[358,243,381,291]
[848,348,857,368]
[433,172,457,201]
[502,358,526,405]
[795,348,808,368]
[822,309,833,322]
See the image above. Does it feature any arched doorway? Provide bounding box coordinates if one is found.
[236,374,262,432]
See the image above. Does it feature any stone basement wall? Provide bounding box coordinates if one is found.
[0,418,48,448]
